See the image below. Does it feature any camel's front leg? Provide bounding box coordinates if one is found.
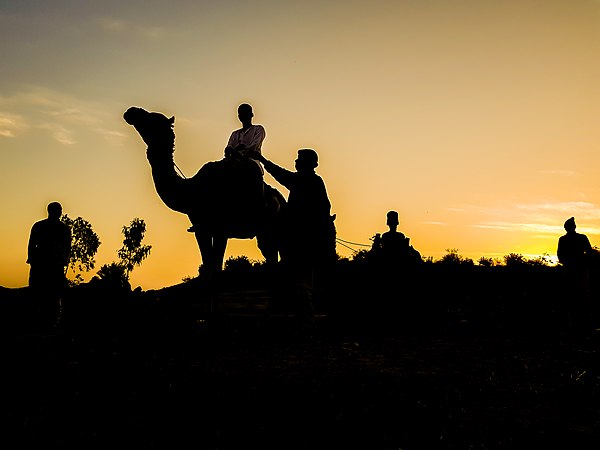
[212,233,227,272]
[194,231,227,280]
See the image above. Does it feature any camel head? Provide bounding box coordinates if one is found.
[124,106,175,150]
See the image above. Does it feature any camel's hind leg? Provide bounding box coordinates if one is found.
[257,232,279,265]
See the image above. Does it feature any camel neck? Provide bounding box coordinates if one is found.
[146,144,175,166]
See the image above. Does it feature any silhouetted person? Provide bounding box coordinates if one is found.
[558,217,593,311]
[188,103,265,236]
[381,211,408,256]
[372,211,421,270]
[224,103,266,163]
[27,202,71,330]
[224,103,266,214]
[249,148,336,318]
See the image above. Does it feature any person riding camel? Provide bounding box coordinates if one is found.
[187,103,266,234]
[224,103,265,168]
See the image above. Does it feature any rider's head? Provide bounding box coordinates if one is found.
[238,103,254,126]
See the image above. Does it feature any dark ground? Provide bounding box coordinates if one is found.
[1,264,600,449]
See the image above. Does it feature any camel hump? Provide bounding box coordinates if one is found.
[190,158,266,238]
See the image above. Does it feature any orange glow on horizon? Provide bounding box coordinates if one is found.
[1,1,600,290]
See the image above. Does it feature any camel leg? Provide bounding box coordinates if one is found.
[194,231,227,279]
[257,232,279,265]
[212,233,227,273]
[195,232,216,279]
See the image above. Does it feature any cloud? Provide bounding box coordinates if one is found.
[40,123,76,145]
[474,221,600,236]
[473,222,563,234]
[537,169,578,177]
[0,85,123,146]
[97,17,166,40]
[448,200,600,236]
[0,112,27,137]
[515,201,600,219]
[97,128,128,146]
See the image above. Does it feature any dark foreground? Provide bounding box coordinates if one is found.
[1,268,600,449]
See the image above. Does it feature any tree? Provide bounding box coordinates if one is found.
[503,253,527,268]
[61,214,101,285]
[478,256,496,267]
[96,218,152,288]
[117,218,152,276]
[96,262,130,290]
[439,248,474,266]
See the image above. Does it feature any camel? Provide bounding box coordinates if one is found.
[123,106,286,279]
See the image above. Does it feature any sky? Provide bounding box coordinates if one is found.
[1,0,600,290]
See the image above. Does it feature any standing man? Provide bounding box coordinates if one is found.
[249,149,336,275]
[556,217,595,329]
[27,202,71,329]
[557,217,593,289]
[249,148,336,322]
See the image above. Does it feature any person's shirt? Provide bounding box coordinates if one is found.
[27,218,71,267]
[227,124,266,158]
[381,230,409,256]
[261,161,331,221]
[557,231,592,269]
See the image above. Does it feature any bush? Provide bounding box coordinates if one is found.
[95,262,131,290]
[224,255,255,274]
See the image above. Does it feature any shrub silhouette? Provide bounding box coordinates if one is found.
[438,248,474,266]
[96,218,152,289]
[224,255,254,274]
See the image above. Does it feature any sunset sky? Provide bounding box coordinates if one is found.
[1,0,600,290]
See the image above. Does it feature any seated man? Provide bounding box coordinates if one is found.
[374,211,421,269]
[188,103,266,234]
[225,103,266,164]
[381,211,408,256]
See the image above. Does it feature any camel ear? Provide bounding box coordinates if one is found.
[169,116,175,124]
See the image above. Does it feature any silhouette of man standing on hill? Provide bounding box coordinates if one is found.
[27,202,71,330]
[558,217,593,301]
[27,202,71,292]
